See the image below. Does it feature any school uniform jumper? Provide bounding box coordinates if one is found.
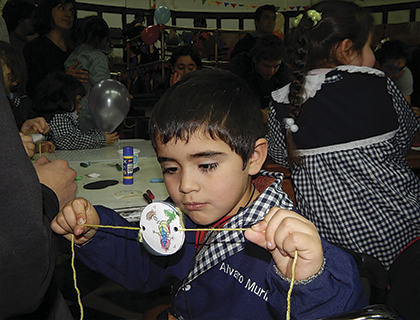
[74,170,366,320]
[267,65,420,269]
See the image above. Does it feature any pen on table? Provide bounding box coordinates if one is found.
[146,189,155,200]
[143,192,153,204]
[150,178,164,183]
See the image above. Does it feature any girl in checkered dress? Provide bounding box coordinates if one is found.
[31,71,118,150]
[267,0,420,269]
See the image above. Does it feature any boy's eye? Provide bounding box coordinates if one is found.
[199,163,218,172]
[162,167,178,175]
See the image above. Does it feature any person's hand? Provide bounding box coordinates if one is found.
[170,72,182,87]
[20,132,35,158]
[51,198,100,245]
[37,141,56,154]
[245,208,323,281]
[412,106,420,118]
[105,131,119,144]
[66,61,89,84]
[20,117,49,135]
[33,157,77,210]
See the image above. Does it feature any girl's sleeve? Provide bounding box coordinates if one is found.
[388,78,420,154]
[48,114,106,150]
[266,104,290,168]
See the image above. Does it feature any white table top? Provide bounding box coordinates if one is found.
[43,139,169,222]
[44,139,157,163]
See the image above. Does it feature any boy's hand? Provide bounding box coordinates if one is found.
[245,208,323,281]
[38,141,56,154]
[105,131,119,144]
[51,198,100,245]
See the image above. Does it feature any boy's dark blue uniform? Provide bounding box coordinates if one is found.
[75,171,366,319]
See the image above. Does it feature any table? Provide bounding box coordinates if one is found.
[43,139,169,222]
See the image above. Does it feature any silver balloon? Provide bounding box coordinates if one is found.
[88,79,131,132]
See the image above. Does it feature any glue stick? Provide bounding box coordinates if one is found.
[123,146,134,185]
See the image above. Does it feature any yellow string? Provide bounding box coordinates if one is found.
[83,224,248,232]
[179,227,248,231]
[71,235,84,320]
[83,223,140,230]
[286,251,298,320]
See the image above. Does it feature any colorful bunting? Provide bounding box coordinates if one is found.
[155,0,309,11]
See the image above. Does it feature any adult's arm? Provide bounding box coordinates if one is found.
[0,84,59,318]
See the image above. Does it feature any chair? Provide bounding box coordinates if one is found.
[318,304,401,320]
[386,236,420,320]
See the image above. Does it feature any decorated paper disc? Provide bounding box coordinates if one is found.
[139,201,185,256]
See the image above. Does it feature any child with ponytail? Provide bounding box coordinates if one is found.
[266,0,420,269]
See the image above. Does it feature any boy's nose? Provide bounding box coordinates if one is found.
[178,173,199,194]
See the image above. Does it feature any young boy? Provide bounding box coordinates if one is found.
[51,69,366,319]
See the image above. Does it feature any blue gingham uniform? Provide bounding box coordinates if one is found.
[45,112,106,150]
[267,66,420,269]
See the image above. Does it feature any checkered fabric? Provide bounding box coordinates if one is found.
[181,170,295,288]
[267,66,420,269]
[45,112,106,150]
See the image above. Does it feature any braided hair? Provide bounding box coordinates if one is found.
[284,0,374,165]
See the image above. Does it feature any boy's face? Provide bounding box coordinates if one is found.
[75,95,82,114]
[253,58,282,81]
[255,10,276,34]
[381,58,406,82]
[156,132,258,226]
[1,60,16,94]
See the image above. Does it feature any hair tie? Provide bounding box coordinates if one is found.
[283,118,299,133]
[291,9,322,28]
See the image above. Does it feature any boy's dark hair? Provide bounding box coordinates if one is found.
[33,0,77,35]
[375,40,410,66]
[3,0,36,32]
[32,72,86,116]
[251,34,285,62]
[169,46,203,69]
[255,5,276,22]
[149,68,266,169]
[75,16,109,49]
[0,41,27,95]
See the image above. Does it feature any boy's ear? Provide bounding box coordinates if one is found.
[248,138,268,176]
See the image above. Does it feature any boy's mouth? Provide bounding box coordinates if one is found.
[184,202,206,211]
